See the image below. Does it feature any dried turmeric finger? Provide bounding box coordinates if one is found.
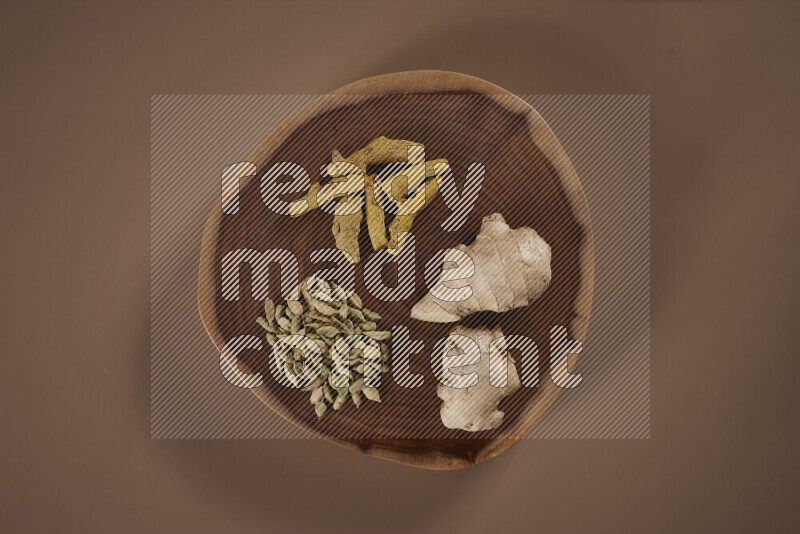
[339,137,423,171]
[292,139,433,217]
[288,182,322,217]
[332,194,364,263]
[387,175,442,254]
[364,173,388,251]
[288,174,361,217]
[379,158,449,204]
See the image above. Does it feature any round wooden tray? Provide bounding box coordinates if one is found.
[198,70,594,469]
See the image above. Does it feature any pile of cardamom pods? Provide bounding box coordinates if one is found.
[256,276,391,419]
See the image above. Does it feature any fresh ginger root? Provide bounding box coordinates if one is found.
[411,213,552,322]
[287,137,448,262]
[437,324,521,431]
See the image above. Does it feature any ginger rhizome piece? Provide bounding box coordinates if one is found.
[411,213,552,322]
[437,325,521,431]
[287,137,449,263]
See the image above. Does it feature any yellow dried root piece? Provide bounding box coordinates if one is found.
[379,158,449,204]
[363,173,388,251]
[332,194,364,263]
[290,137,422,218]
[286,136,447,262]
[289,175,360,218]
[288,182,322,218]
[388,174,442,254]
[333,136,423,171]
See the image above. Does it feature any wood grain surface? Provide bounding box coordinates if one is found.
[198,70,594,469]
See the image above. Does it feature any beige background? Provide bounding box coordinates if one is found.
[2,1,798,532]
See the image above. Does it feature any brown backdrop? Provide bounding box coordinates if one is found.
[2,1,798,533]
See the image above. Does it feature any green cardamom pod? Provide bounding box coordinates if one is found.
[316,325,339,338]
[348,292,362,309]
[322,384,334,403]
[362,386,381,402]
[287,300,304,316]
[362,308,381,321]
[333,392,347,410]
[264,300,276,323]
[348,377,365,394]
[351,389,363,408]
[364,330,391,341]
[348,307,365,323]
[302,376,323,392]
